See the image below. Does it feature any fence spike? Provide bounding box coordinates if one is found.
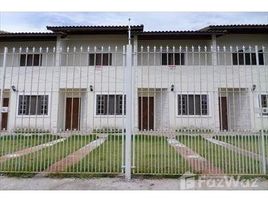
[166,46,169,52]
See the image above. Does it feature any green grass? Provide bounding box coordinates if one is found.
[67,134,123,174]
[0,135,97,174]
[0,134,60,156]
[67,134,188,175]
[215,135,268,157]
[176,135,262,175]
[133,135,188,175]
[1,133,266,177]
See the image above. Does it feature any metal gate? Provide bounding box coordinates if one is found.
[0,41,267,178]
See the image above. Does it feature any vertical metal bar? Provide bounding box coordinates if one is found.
[0,47,8,131]
[0,47,7,172]
[124,23,133,179]
[121,46,125,173]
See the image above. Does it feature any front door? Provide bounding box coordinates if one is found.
[138,96,154,131]
[65,98,80,130]
[1,98,9,130]
[219,97,228,131]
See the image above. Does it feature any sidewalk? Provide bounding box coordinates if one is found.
[0,176,267,190]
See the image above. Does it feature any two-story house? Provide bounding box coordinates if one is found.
[0,24,268,133]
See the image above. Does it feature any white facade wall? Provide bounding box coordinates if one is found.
[1,34,268,132]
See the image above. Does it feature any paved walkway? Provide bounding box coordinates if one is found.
[203,137,267,163]
[39,137,106,175]
[0,138,66,163]
[167,139,223,175]
[0,176,267,190]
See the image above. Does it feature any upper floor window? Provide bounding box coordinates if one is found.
[162,53,185,65]
[260,94,268,116]
[232,50,264,65]
[96,94,126,115]
[178,94,208,115]
[20,54,42,66]
[89,53,112,66]
[18,95,48,115]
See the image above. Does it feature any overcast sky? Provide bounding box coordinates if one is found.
[1,12,268,32]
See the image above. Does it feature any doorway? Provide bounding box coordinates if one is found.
[65,97,80,130]
[138,96,154,130]
[219,96,228,131]
[1,98,9,130]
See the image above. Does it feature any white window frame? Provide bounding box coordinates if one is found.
[176,93,211,118]
[232,48,264,66]
[16,93,50,117]
[258,93,268,117]
[19,53,43,67]
[161,51,185,66]
[88,52,113,66]
[94,93,126,117]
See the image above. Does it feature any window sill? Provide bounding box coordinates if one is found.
[176,115,211,118]
[16,115,50,118]
[257,115,268,118]
[95,115,125,118]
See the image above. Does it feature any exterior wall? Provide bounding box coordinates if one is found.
[1,34,268,132]
[227,91,251,130]
[61,34,127,67]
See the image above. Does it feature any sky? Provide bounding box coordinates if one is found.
[1,12,268,32]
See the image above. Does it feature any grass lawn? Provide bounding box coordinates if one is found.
[67,134,188,175]
[1,133,265,176]
[133,135,188,175]
[215,135,268,158]
[67,134,123,174]
[0,135,97,174]
[0,134,60,156]
[176,135,262,175]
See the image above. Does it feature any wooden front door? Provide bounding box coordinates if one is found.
[138,96,154,131]
[219,97,228,131]
[65,98,80,130]
[1,98,9,130]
